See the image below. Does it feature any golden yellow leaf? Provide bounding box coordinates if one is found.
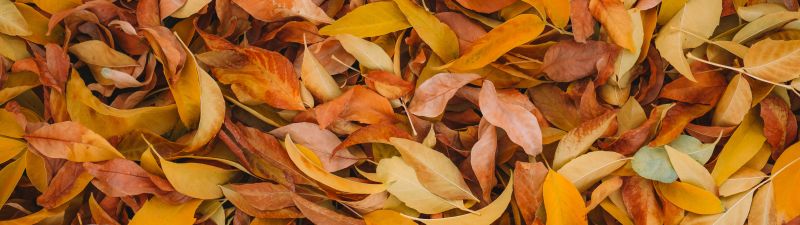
[543,170,588,225]
[0,33,30,60]
[743,39,800,83]
[393,0,460,61]
[543,0,570,28]
[285,135,386,194]
[445,14,545,72]
[405,176,513,225]
[772,142,800,222]
[589,0,634,51]
[336,34,394,72]
[66,71,180,138]
[664,145,716,193]
[15,3,63,45]
[364,210,416,225]
[320,1,410,37]
[711,112,766,185]
[655,181,724,214]
[0,0,30,36]
[0,154,25,208]
[557,151,627,191]
[149,144,237,199]
[654,0,722,81]
[129,197,203,225]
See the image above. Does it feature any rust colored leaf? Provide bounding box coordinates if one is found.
[541,40,620,82]
[479,80,542,156]
[760,95,797,159]
[314,86,397,129]
[513,161,548,225]
[622,176,664,225]
[658,63,727,105]
[650,103,713,146]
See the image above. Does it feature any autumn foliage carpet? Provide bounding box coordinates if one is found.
[1,0,800,224]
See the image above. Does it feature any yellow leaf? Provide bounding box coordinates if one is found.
[375,157,466,214]
[155,152,237,199]
[406,176,514,225]
[557,151,627,191]
[66,70,180,137]
[320,1,410,37]
[664,145,716,193]
[656,0,688,24]
[284,135,386,194]
[336,34,394,72]
[0,137,24,164]
[88,194,120,225]
[0,72,40,105]
[25,121,125,162]
[301,41,342,102]
[0,154,25,208]
[543,0,570,28]
[733,11,800,43]
[711,112,766,185]
[589,0,634,51]
[365,210,416,225]
[654,0,722,81]
[171,0,211,18]
[129,197,203,225]
[712,74,752,126]
[0,33,30,61]
[393,0,459,61]
[0,0,30,36]
[15,3,64,45]
[543,170,588,225]
[748,182,778,225]
[736,3,789,22]
[743,39,800,83]
[25,150,48,192]
[655,181,724,214]
[772,142,800,221]
[554,112,617,169]
[390,137,479,201]
[445,14,545,72]
[719,168,765,197]
[20,0,81,14]
[599,200,635,225]
[68,40,138,67]
[0,110,23,138]
[0,205,66,224]
[175,39,225,152]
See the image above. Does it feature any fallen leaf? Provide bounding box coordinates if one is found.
[479,80,543,156]
[543,170,588,225]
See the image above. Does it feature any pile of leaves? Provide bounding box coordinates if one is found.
[2,0,800,224]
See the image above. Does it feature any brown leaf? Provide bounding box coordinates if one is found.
[760,95,797,159]
[37,162,94,209]
[409,73,482,118]
[334,122,412,153]
[479,80,542,156]
[685,123,735,143]
[314,86,397,129]
[650,103,713,146]
[232,0,334,23]
[470,119,498,202]
[622,176,664,225]
[541,40,620,82]
[600,107,660,155]
[570,0,595,43]
[83,159,190,203]
[291,194,366,225]
[513,161,548,225]
[365,70,414,99]
[270,123,359,173]
[224,183,295,211]
[435,12,487,52]
[658,62,727,105]
[222,121,310,185]
[529,84,581,130]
